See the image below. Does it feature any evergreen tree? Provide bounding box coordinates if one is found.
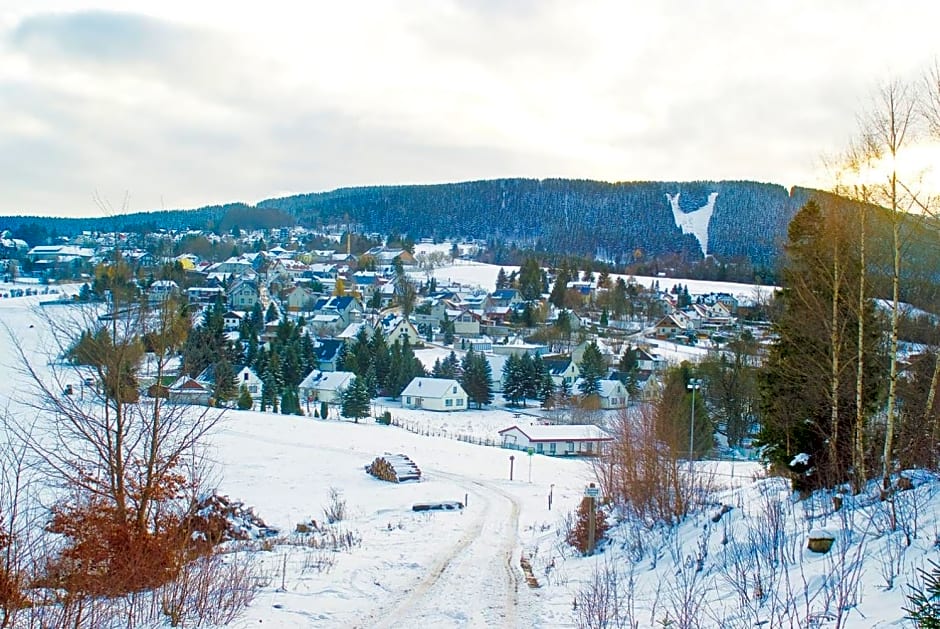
[341,376,371,423]
[618,345,641,399]
[495,267,509,290]
[249,301,264,334]
[905,560,940,627]
[212,359,238,403]
[527,354,546,402]
[549,263,570,308]
[441,319,455,346]
[433,350,460,379]
[578,341,606,398]
[348,327,372,377]
[757,199,886,490]
[502,354,526,407]
[387,340,406,398]
[280,387,302,415]
[369,325,391,392]
[237,384,253,410]
[265,301,279,323]
[538,371,556,409]
[518,257,543,301]
[461,349,493,409]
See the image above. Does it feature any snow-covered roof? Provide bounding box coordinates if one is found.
[401,377,465,399]
[299,370,355,391]
[498,424,612,442]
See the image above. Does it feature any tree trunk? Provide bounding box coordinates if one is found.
[829,236,841,484]
[883,174,901,493]
[854,203,867,492]
[926,350,940,461]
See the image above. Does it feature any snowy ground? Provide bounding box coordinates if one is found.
[1,275,938,628]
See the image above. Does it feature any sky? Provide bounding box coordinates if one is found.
[2,1,940,218]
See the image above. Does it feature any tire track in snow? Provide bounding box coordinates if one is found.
[365,471,522,628]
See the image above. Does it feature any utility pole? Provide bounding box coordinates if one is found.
[687,377,702,477]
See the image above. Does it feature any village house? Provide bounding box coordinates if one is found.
[147,279,179,302]
[379,313,422,346]
[283,284,319,313]
[298,370,356,406]
[596,379,629,409]
[167,376,211,406]
[400,377,468,411]
[498,424,612,456]
[543,357,580,388]
[223,310,243,332]
[227,279,261,310]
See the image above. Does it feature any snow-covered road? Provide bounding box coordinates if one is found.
[366,472,523,627]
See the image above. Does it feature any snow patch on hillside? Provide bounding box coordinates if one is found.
[668,191,717,256]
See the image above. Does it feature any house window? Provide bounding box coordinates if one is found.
[549,443,556,454]
[445,399,453,407]
[243,373,249,381]
[406,396,411,405]
[566,441,575,453]
[457,398,464,406]
[536,442,543,453]
[452,386,457,394]
[585,442,593,453]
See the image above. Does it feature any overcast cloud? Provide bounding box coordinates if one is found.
[2,0,939,217]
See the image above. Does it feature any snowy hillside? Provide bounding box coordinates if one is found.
[0,288,937,628]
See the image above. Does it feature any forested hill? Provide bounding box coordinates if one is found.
[3,179,813,268]
[261,179,809,268]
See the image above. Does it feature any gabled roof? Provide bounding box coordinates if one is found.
[498,424,612,442]
[543,359,574,375]
[298,369,355,391]
[169,376,208,392]
[598,379,626,397]
[401,377,466,399]
[313,338,345,362]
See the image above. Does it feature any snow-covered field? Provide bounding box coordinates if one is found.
[427,259,775,305]
[1,269,938,628]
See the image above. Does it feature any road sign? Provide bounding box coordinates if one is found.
[526,447,535,456]
[584,486,600,499]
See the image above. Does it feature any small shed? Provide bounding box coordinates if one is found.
[498,424,612,456]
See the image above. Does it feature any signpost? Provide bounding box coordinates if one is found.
[509,455,515,481]
[584,483,600,555]
[527,447,534,483]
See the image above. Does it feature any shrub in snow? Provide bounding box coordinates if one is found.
[566,497,609,556]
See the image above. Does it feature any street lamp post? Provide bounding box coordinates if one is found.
[687,378,702,476]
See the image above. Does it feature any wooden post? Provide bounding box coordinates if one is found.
[586,482,598,555]
[587,497,596,555]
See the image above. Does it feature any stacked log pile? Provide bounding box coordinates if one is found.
[366,453,422,483]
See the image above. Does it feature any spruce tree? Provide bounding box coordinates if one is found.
[502,354,525,407]
[341,377,371,423]
[578,341,606,398]
[461,349,493,409]
[237,384,253,410]
[757,199,886,490]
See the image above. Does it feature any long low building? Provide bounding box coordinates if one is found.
[498,424,612,456]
